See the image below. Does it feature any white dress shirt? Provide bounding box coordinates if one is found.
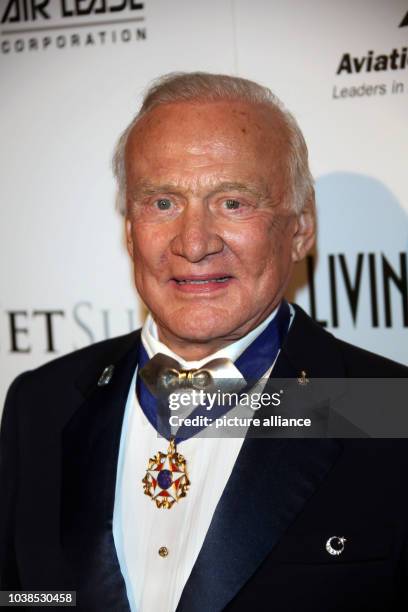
[113,305,293,612]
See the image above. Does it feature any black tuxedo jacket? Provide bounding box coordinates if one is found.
[1,304,408,612]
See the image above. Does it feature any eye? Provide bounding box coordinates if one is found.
[155,198,172,210]
[224,199,241,210]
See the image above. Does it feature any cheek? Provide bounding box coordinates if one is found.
[131,225,170,269]
[224,223,279,274]
[227,219,293,283]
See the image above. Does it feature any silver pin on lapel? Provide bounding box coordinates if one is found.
[98,364,115,386]
[326,536,346,556]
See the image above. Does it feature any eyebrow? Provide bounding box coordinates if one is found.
[207,182,268,200]
[130,180,269,200]
[130,181,178,198]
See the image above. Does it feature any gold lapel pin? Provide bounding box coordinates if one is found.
[297,370,309,385]
[97,364,115,386]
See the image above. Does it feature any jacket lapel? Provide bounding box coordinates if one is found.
[61,332,141,611]
[177,305,345,612]
[177,437,341,612]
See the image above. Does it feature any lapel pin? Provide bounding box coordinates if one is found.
[297,370,309,385]
[97,364,115,386]
[326,536,347,556]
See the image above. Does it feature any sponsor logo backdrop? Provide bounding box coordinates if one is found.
[1,0,407,409]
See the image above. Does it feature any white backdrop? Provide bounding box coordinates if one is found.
[1,0,407,410]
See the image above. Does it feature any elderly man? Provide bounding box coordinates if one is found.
[1,72,407,612]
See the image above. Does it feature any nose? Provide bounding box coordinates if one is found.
[170,203,224,263]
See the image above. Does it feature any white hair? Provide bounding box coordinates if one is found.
[112,72,314,215]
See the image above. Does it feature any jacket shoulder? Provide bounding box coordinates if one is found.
[335,338,408,377]
[289,304,408,377]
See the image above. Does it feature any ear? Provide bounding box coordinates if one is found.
[291,197,316,262]
[125,217,134,258]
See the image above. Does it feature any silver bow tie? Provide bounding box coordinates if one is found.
[140,353,247,397]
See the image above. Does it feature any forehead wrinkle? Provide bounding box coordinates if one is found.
[130,177,271,201]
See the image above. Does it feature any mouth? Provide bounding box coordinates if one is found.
[175,276,231,285]
[171,274,233,293]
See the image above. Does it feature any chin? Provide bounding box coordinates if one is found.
[160,305,240,343]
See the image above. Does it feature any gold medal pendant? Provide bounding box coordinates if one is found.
[142,438,190,509]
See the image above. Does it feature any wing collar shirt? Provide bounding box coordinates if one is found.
[113,303,294,612]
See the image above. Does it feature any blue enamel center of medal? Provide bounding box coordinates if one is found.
[157,469,172,489]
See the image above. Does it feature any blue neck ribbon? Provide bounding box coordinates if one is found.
[136,300,291,443]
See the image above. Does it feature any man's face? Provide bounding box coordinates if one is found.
[125,100,314,358]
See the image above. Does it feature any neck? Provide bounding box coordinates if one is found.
[156,332,236,361]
